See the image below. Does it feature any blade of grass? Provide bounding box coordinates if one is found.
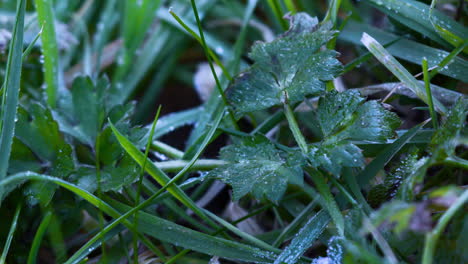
[133,105,161,264]
[272,198,319,247]
[45,210,67,262]
[27,210,52,264]
[342,37,400,74]
[0,203,21,264]
[0,0,25,199]
[324,0,343,25]
[284,0,298,13]
[305,168,344,236]
[109,110,226,230]
[361,33,447,114]
[0,173,276,263]
[358,119,429,186]
[340,21,468,82]
[266,0,288,30]
[35,0,60,107]
[22,27,42,60]
[202,209,279,253]
[148,106,203,139]
[189,0,238,129]
[169,10,231,81]
[183,0,259,154]
[422,189,468,264]
[429,0,467,53]
[429,41,468,79]
[273,210,330,264]
[365,0,468,51]
[422,58,438,129]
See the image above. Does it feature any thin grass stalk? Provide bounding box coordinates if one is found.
[35,0,60,107]
[0,0,25,195]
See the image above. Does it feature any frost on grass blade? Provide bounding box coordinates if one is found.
[208,136,304,203]
[309,90,400,176]
[226,13,342,114]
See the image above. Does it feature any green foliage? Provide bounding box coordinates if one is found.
[0,0,466,263]
[310,90,400,175]
[209,136,304,202]
[227,13,342,114]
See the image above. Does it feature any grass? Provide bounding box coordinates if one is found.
[0,0,466,263]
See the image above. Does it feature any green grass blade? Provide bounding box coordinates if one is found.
[0,0,25,195]
[203,209,279,253]
[365,0,468,51]
[0,173,275,263]
[422,58,438,129]
[35,0,60,107]
[361,33,447,114]
[342,37,400,74]
[273,210,330,264]
[22,27,42,60]
[110,201,277,263]
[358,120,429,186]
[133,105,161,264]
[273,199,319,247]
[27,210,52,264]
[422,190,468,264]
[324,0,342,25]
[266,0,288,30]
[148,107,202,139]
[169,10,231,81]
[340,21,468,82]
[109,111,225,230]
[429,41,468,80]
[189,0,238,129]
[0,203,21,264]
[306,168,344,236]
[428,0,467,53]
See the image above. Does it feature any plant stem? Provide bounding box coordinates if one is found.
[155,159,228,172]
[284,103,308,153]
[422,58,438,129]
[151,140,184,159]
